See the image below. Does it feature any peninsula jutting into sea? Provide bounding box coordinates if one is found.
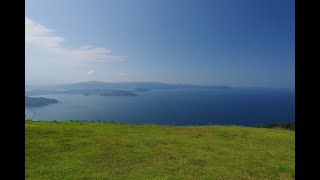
[25,96,60,107]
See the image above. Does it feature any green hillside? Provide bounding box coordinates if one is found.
[26,121,295,179]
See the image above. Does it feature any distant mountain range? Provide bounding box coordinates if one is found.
[26,81,232,91]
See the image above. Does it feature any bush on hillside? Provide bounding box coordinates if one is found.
[255,121,295,130]
[282,122,295,130]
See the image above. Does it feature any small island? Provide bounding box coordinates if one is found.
[132,88,150,92]
[83,89,138,96]
[25,96,61,107]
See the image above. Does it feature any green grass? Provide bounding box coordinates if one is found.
[26,121,295,179]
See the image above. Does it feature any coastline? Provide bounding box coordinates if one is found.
[25,108,35,119]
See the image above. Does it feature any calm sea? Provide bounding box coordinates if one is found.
[25,88,295,126]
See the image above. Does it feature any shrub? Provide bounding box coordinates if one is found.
[282,122,295,130]
[256,122,295,131]
[263,122,278,128]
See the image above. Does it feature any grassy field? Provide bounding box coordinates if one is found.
[26,121,295,179]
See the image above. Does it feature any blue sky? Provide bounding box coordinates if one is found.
[25,0,295,88]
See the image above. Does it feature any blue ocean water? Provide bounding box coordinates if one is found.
[25,88,295,126]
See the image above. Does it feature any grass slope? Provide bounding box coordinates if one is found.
[26,121,295,179]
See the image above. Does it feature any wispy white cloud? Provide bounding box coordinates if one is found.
[119,72,127,76]
[88,70,96,75]
[25,17,127,62]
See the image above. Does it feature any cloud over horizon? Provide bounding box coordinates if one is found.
[88,70,96,75]
[25,17,127,63]
[119,72,127,76]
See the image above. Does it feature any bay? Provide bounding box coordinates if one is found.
[25,88,295,126]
